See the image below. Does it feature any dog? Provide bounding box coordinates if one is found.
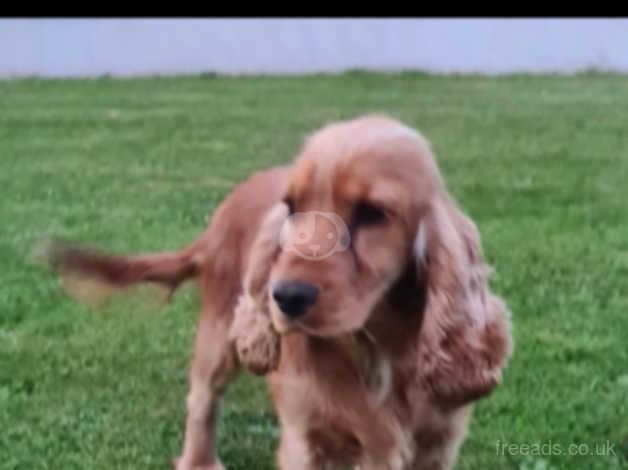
[45,115,512,469]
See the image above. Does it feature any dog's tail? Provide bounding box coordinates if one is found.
[36,235,208,306]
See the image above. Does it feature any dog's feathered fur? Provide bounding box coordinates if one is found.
[45,115,512,469]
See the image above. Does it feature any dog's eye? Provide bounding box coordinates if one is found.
[352,201,386,227]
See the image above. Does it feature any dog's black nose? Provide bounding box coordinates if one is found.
[272,281,319,318]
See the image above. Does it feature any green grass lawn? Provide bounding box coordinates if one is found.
[1,72,627,469]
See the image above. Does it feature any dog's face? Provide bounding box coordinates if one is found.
[265,116,443,337]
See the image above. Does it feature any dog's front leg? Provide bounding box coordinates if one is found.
[173,305,239,470]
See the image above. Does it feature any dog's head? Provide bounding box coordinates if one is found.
[245,114,512,401]
[248,115,441,336]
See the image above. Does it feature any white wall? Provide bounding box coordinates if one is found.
[2,19,628,77]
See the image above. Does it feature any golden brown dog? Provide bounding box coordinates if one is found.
[46,115,512,469]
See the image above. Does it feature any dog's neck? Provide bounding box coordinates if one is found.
[360,261,427,359]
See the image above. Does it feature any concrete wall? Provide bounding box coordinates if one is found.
[1,19,628,77]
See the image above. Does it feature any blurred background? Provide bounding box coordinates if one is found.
[2,18,628,77]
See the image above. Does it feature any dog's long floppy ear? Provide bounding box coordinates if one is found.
[230,203,287,375]
[244,202,289,302]
[415,196,513,407]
